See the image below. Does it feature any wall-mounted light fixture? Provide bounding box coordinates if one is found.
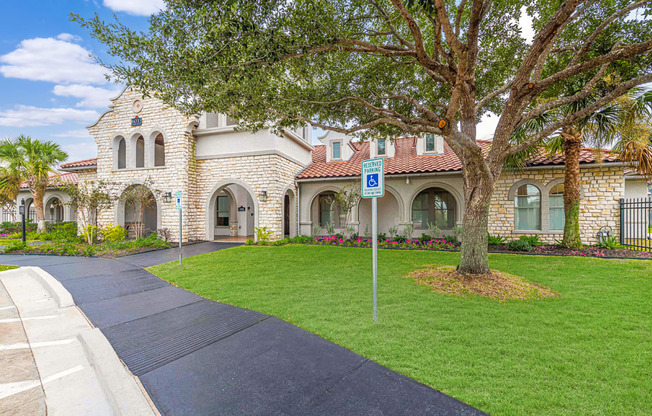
[405,177,410,185]
[163,192,172,203]
[259,190,267,202]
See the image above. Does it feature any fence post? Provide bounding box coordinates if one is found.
[619,198,624,246]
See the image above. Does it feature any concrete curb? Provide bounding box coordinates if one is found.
[79,328,158,416]
[24,266,75,308]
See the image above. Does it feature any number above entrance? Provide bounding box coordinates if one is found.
[361,158,385,198]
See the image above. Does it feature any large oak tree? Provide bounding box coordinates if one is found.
[76,0,652,274]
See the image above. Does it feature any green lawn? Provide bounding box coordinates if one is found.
[149,245,652,416]
[0,265,18,272]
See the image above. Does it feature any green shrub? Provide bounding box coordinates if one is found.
[49,222,78,240]
[596,236,620,250]
[507,239,532,252]
[100,224,127,242]
[488,234,507,245]
[245,238,255,245]
[289,235,312,244]
[443,235,460,245]
[3,240,27,253]
[518,235,544,246]
[0,220,36,234]
[254,227,273,242]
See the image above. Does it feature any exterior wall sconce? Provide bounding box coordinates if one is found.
[406,177,410,185]
[163,192,172,203]
[259,191,267,202]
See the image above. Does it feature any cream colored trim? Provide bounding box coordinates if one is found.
[196,149,307,167]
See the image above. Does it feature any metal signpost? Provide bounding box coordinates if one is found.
[361,158,384,322]
[175,191,183,265]
[19,199,26,243]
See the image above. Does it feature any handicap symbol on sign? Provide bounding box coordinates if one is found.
[367,173,379,188]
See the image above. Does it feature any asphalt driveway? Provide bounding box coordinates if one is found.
[1,243,486,415]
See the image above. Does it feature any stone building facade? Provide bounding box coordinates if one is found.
[54,87,647,244]
[61,87,312,242]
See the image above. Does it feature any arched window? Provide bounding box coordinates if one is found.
[549,184,565,230]
[514,184,541,230]
[117,138,126,169]
[412,188,456,229]
[154,134,165,167]
[319,193,335,226]
[135,136,145,168]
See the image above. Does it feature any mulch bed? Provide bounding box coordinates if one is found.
[409,265,559,302]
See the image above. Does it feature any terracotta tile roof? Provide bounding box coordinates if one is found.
[296,137,621,180]
[20,172,78,189]
[60,158,97,170]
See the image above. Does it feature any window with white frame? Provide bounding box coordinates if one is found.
[332,141,342,159]
[377,138,386,156]
[425,134,436,152]
[549,184,565,231]
[514,184,541,230]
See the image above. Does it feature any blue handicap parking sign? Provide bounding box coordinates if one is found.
[367,173,379,188]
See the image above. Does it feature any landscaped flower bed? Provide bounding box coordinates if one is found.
[310,235,458,251]
[248,234,652,259]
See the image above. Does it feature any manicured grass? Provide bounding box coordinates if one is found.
[150,245,652,416]
[0,265,18,272]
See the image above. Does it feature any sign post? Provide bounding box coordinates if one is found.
[19,199,26,243]
[361,158,384,322]
[175,191,183,266]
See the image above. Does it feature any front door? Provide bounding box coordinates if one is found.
[284,194,290,237]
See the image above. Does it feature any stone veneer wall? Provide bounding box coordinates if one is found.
[190,154,303,241]
[87,88,198,241]
[489,165,624,244]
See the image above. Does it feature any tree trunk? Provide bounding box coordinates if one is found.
[561,128,583,249]
[32,187,47,234]
[458,156,494,275]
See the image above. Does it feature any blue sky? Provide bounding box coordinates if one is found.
[0,0,164,163]
[0,0,532,165]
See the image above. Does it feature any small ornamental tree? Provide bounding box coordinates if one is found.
[329,184,361,237]
[61,181,114,245]
[120,181,159,239]
[76,0,652,274]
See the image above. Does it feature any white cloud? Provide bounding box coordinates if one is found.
[0,35,108,85]
[477,113,500,140]
[53,84,121,108]
[519,6,535,44]
[103,0,165,16]
[52,129,93,139]
[56,33,82,43]
[0,105,99,127]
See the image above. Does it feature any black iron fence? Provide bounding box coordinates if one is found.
[620,198,652,252]
[2,210,16,223]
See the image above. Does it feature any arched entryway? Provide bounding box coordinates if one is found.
[410,186,460,232]
[117,184,159,239]
[206,180,258,241]
[45,196,64,223]
[358,190,402,236]
[283,188,297,238]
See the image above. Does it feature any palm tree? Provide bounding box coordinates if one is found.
[0,136,68,233]
[545,90,652,249]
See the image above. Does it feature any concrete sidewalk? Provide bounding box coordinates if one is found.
[1,244,487,415]
[0,267,156,416]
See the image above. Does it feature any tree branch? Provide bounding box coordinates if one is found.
[508,73,652,155]
[369,0,414,49]
[569,0,651,66]
[475,79,513,112]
